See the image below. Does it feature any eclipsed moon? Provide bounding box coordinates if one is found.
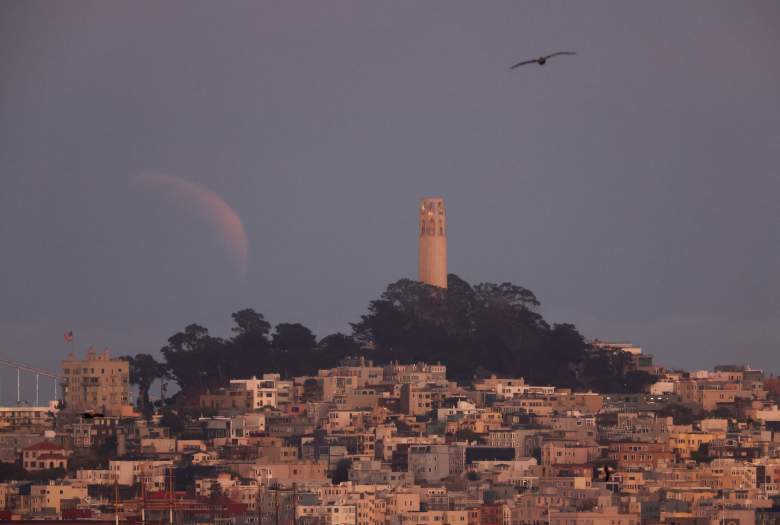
[132,172,249,277]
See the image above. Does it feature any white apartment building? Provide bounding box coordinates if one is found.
[230,373,293,409]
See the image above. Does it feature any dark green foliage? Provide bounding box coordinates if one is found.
[483,490,498,504]
[155,275,643,396]
[623,371,659,393]
[0,462,27,481]
[332,459,352,484]
[0,463,68,483]
[352,275,634,387]
[454,429,483,443]
[159,309,358,396]
[302,378,323,402]
[67,438,116,472]
[707,406,735,419]
[273,323,316,352]
[316,333,361,369]
[27,468,67,482]
[123,353,165,414]
[231,309,271,337]
[657,403,699,425]
[394,419,413,433]
[95,436,118,461]
[271,323,317,376]
[579,347,658,394]
[352,276,560,383]
[161,324,228,398]
[68,450,105,472]
[691,443,713,463]
[160,409,186,435]
[209,480,223,501]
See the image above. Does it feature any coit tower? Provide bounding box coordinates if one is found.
[418,197,448,288]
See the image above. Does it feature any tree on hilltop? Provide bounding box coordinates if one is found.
[161,324,226,397]
[351,274,586,385]
[123,353,166,415]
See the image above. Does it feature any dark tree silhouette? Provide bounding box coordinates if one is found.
[161,324,227,397]
[316,333,362,369]
[227,308,272,380]
[352,274,589,385]
[151,274,641,397]
[123,353,165,414]
[302,378,323,402]
[657,403,699,425]
[231,308,271,337]
[271,323,317,377]
[332,459,352,484]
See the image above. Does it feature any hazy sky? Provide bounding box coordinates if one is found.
[1,1,778,398]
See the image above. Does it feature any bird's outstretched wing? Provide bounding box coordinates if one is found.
[544,51,576,59]
[509,59,536,69]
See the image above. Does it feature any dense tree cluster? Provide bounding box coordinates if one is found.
[352,275,588,385]
[124,274,655,406]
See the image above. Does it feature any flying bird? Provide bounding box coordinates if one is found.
[509,51,576,69]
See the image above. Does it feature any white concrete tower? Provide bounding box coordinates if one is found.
[418,197,448,288]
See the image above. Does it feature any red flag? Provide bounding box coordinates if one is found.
[64,331,74,343]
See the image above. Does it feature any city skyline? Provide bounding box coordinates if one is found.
[1,3,780,522]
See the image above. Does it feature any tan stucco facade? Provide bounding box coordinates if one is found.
[418,197,447,288]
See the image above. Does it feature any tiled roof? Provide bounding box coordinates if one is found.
[23,441,66,452]
[36,453,68,460]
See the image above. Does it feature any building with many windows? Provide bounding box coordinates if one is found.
[60,349,132,416]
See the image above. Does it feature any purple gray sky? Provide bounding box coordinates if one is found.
[1,1,779,399]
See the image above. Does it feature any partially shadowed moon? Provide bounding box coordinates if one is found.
[131,172,249,277]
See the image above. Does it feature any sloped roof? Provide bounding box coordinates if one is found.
[23,441,66,452]
[36,453,68,460]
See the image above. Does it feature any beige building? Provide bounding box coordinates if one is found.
[253,460,328,486]
[75,468,116,485]
[22,441,72,471]
[385,362,447,384]
[109,458,173,487]
[318,358,385,402]
[668,430,716,458]
[550,509,639,525]
[229,373,294,409]
[297,504,358,525]
[385,491,421,515]
[347,492,388,525]
[30,481,88,516]
[408,444,453,483]
[326,409,373,432]
[0,404,57,431]
[542,441,603,466]
[60,349,132,416]
[396,509,470,525]
[418,197,447,288]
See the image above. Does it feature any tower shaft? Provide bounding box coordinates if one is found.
[418,197,447,288]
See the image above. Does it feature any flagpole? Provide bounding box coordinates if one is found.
[62,330,73,407]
